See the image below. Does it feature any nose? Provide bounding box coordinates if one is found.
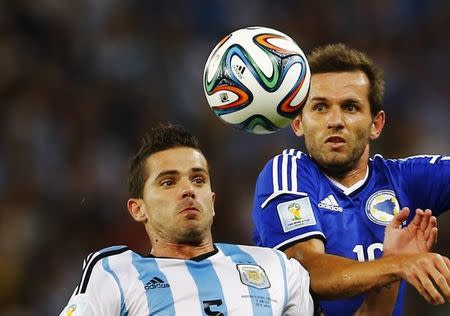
[182,189,195,199]
[181,180,196,199]
[327,106,344,130]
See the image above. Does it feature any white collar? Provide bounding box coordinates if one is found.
[326,166,370,196]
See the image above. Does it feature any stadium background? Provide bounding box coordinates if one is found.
[0,0,449,314]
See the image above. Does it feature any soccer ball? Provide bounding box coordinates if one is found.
[203,26,310,134]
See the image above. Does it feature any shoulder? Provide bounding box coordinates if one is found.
[372,154,448,171]
[218,243,289,262]
[255,149,319,208]
[75,245,131,294]
[82,245,131,271]
[259,149,310,173]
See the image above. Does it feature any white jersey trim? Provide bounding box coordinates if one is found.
[76,246,129,295]
[326,166,369,196]
[270,151,304,195]
[261,190,308,209]
[273,231,326,250]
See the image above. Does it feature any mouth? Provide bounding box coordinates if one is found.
[180,207,199,212]
[178,206,200,216]
[325,136,346,149]
[325,136,345,143]
[179,207,200,220]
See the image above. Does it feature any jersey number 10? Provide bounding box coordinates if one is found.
[353,243,383,262]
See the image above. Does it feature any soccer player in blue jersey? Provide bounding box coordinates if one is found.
[60,123,315,315]
[252,43,450,315]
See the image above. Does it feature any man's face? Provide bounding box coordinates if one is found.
[295,71,381,173]
[139,147,215,244]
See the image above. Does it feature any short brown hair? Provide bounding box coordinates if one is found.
[128,123,202,198]
[308,43,384,116]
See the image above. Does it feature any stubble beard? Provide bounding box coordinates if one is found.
[175,217,212,245]
[309,142,367,178]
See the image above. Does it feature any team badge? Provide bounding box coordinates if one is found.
[237,264,270,289]
[277,197,315,232]
[365,190,400,226]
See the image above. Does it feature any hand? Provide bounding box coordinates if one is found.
[384,208,449,305]
[399,252,450,305]
[383,207,437,256]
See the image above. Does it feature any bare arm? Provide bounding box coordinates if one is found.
[355,208,438,315]
[284,214,450,305]
[285,238,402,299]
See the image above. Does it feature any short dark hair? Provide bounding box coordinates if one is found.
[308,43,384,116]
[128,122,202,198]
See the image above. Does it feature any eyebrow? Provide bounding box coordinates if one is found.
[310,96,361,102]
[310,96,328,101]
[153,168,209,181]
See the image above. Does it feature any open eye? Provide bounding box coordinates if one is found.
[313,103,326,112]
[343,102,359,112]
[160,179,175,187]
[192,176,206,185]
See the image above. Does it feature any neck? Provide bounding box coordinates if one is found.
[324,146,370,188]
[150,236,214,259]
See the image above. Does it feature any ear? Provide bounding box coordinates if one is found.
[291,115,304,137]
[127,198,148,222]
[370,110,385,140]
[211,192,216,216]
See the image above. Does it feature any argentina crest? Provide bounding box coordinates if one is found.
[236,264,270,289]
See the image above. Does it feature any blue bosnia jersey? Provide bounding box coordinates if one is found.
[252,149,450,316]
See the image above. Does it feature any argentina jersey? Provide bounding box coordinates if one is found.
[252,149,450,316]
[59,243,314,316]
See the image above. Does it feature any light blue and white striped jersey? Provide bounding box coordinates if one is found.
[252,150,450,316]
[60,243,314,316]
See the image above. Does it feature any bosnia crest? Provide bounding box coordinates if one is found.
[236,264,270,289]
[365,190,400,225]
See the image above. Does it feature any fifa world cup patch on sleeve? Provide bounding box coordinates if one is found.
[62,295,90,316]
[63,303,87,316]
[277,197,316,232]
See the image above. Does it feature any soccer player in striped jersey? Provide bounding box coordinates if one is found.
[252,44,450,315]
[60,123,315,316]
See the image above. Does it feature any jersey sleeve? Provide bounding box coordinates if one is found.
[390,155,450,216]
[252,152,325,250]
[59,251,122,316]
[281,253,314,316]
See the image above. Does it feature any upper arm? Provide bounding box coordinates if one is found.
[59,294,96,316]
[284,238,325,271]
[252,155,325,249]
[60,257,121,316]
[388,155,450,215]
[283,255,315,316]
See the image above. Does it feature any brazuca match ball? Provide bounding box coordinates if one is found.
[203,26,310,134]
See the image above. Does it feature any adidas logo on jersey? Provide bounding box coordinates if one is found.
[318,195,343,212]
[144,277,170,290]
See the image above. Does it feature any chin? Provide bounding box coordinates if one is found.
[180,231,205,244]
[177,223,207,243]
[318,156,355,174]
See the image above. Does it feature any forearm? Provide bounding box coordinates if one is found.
[294,251,403,299]
[285,236,450,303]
[353,281,400,316]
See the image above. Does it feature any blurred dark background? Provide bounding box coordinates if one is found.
[0,0,449,315]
